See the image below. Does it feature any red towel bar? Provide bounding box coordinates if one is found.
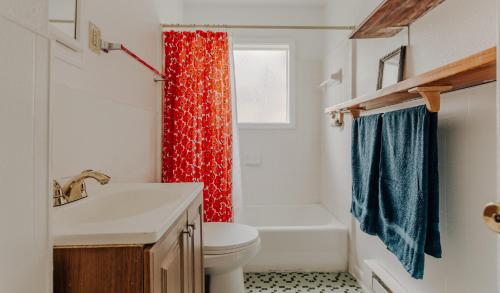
[101,41,166,82]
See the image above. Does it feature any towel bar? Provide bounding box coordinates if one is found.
[328,86,451,127]
[325,47,496,127]
[101,41,165,82]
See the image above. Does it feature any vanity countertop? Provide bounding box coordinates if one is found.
[52,182,203,246]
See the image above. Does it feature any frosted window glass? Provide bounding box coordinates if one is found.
[234,48,289,124]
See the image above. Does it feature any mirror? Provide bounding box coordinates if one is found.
[377,46,406,90]
[49,0,78,40]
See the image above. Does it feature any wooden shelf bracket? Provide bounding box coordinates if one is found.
[408,86,452,112]
[349,108,361,118]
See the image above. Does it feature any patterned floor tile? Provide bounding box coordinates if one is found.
[244,272,362,293]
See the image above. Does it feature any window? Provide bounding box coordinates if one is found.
[233,42,293,127]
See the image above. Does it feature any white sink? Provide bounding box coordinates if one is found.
[53,182,203,246]
[62,187,183,223]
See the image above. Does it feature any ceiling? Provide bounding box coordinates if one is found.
[183,0,327,7]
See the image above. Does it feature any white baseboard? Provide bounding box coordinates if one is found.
[364,259,407,293]
[349,264,373,293]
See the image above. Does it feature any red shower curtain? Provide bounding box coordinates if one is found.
[162,31,233,222]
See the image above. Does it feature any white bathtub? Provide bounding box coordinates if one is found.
[242,204,348,272]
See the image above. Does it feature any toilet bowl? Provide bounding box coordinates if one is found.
[203,222,261,293]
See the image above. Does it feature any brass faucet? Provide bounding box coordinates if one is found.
[53,170,111,207]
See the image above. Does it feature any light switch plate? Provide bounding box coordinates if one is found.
[88,22,101,54]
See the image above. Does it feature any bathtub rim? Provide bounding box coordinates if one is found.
[241,203,348,232]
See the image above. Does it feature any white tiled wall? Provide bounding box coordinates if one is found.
[51,83,158,182]
[50,0,184,182]
[0,15,51,293]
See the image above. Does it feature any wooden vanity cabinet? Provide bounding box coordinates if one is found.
[145,195,204,293]
[54,195,204,293]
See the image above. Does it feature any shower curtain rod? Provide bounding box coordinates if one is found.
[161,23,356,30]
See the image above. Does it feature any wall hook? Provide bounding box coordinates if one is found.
[319,69,343,88]
[330,111,344,127]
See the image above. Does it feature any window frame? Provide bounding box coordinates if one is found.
[232,38,296,130]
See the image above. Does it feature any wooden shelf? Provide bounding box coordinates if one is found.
[325,47,496,116]
[350,0,446,39]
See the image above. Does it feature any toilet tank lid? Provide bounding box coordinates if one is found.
[203,222,259,252]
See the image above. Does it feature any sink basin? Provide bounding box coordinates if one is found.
[61,186,183,223]
[53,182,203,246]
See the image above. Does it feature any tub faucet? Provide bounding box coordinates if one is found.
[53,170,111,207]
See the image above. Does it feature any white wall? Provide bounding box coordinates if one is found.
[0,5,51,293]
[184,2,324,206]
[0,0,48,32]
[155,0,184,23]
[320,0,497,292]
[51,0,183,182]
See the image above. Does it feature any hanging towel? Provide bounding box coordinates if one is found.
[351,113,383,235]
[378,105,442,279]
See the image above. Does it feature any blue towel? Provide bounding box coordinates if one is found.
[378,105,442,279]
[351,114,383,235]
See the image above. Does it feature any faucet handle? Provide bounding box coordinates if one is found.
[53,180,67,207]
[81,181,88,198]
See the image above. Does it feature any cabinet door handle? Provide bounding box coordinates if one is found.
[188,223,196,293]
[183,226,194,238]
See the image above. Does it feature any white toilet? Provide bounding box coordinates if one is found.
[203,222,261,293]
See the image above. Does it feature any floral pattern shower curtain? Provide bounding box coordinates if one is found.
[162,31,233,222]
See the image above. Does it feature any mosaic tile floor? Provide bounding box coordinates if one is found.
[244,272,362,293]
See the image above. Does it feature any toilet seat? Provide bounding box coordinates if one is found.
[203,222,259,255]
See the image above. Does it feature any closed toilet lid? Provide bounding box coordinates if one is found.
[203,222,259,254]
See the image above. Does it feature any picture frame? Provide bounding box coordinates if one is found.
[377,46,406,90]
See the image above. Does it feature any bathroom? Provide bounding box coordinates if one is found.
[1,0,499,292]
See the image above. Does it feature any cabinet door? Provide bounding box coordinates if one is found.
[146,193,203,293]
[146,213,189,293]
[191,205,204,293]
[160,239,184,293]
[187,195,204,293]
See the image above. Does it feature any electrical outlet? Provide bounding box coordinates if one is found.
[88,22,101,54]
